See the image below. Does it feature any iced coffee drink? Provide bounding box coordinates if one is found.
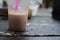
[8,13,27,31]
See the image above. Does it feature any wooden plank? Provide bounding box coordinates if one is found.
[0,16,60,37]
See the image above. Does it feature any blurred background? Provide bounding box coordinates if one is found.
[0,0,53,19]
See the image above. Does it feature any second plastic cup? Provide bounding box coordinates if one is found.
[7,0,30,31]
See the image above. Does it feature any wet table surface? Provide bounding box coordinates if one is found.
[0,16,60,40]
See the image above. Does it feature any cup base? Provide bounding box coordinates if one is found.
[9,28,26,32]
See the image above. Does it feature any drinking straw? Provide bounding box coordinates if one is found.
[15,0,20,11]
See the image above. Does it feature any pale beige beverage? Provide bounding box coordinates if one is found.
[8,13,27,31]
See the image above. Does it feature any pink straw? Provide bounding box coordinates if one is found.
[15,0,20,11]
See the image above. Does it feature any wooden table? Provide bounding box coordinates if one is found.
[0,16,60,39]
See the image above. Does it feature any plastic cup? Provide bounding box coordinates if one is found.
[7,0,30,31]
